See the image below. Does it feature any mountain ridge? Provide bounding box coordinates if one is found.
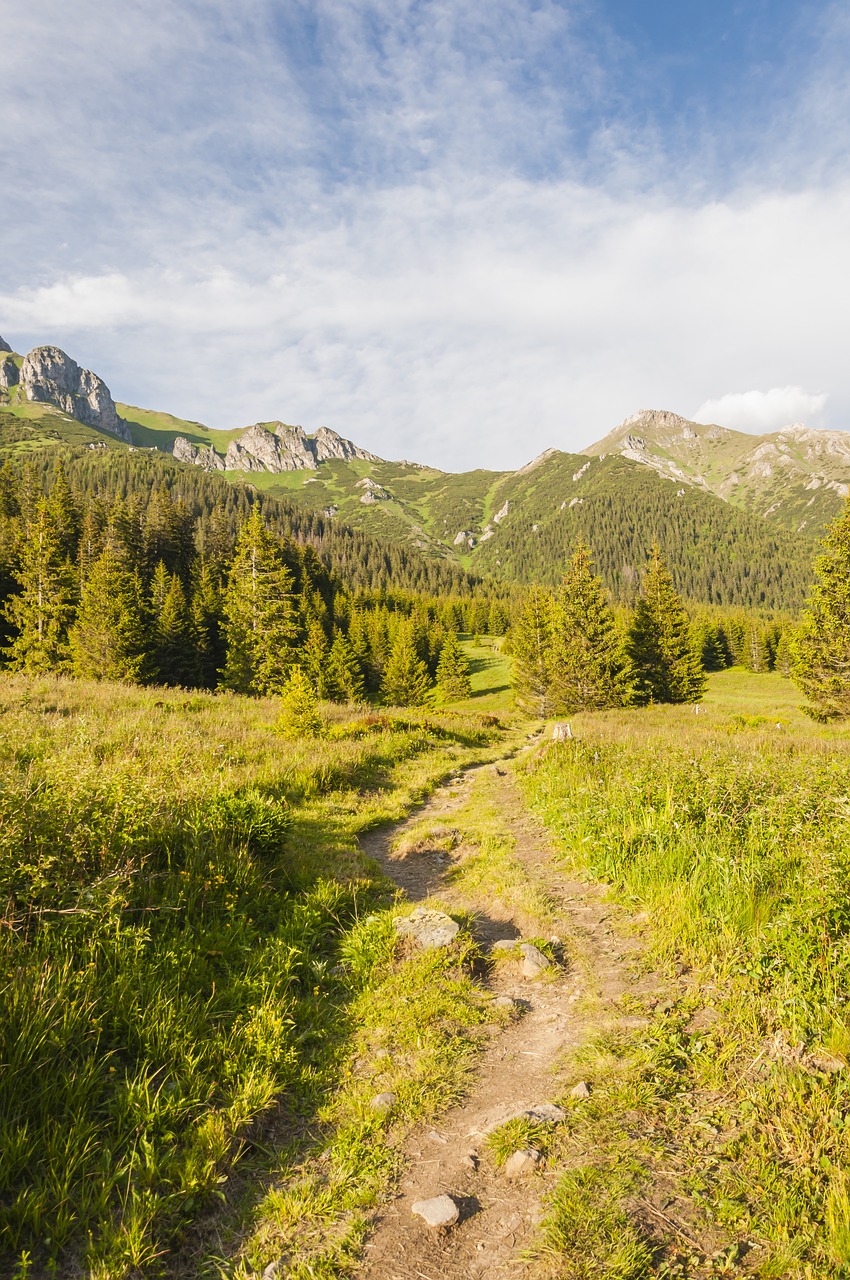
[0,332,842,608]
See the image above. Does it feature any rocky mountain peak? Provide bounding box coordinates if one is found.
[0,336,12,354]
[173,420,382,475]
[18,345,131,442]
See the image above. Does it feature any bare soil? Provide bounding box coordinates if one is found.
[355,758,660,1280]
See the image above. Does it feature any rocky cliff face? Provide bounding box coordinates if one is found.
[19,346,131,442]
[223,423,318,472]
[0,356,19,389]
[0,336,12,354]
[172,436,225,471]
[172,421,381,474]
[313,426,379,463]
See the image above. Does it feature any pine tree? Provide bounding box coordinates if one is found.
[277,666,323,737]
[510,585,555,716]
[151,566,199,687]
[191,561,225,689]
[46,460,80,561]
[792,503,850,718]
[220,507,297,695]
[69,547,149,681]
[551,544,633,713]
[3,499,76,673]
[381,619,431,706]
[300,618,331,695]
[626,546,706,704]
[435,631,472,702]
[325,630,365,702]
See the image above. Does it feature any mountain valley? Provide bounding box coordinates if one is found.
[0,335,842,607]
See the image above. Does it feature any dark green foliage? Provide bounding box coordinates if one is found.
[472,453,816,611]
[3,499,76,673]
[625,546,706,704]
[68,547,149,681]
[792,501,850,719]
[150,563,200,687]
[325,630,366,702]
[220,508,298,696]
[550,544,633,713]
[509,584,555,716]
[435,631,472,701]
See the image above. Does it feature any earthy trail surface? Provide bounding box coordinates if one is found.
[356,752,659,1280]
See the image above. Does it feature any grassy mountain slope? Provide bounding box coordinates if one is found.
[584,409,850,536]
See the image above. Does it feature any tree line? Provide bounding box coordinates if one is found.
[0,460,513,704]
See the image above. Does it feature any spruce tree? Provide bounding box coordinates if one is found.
[626,546,706,704]
[792,502,850,718]
[3,499,76,673]
[191,561,225,689]
[510,585,555,716]
[151,567,199,687]
[381,619,431,706]
[435,631,472,702]
[325,630,365,702]
[300,618,331,695]
[551,544,632,713]
[220,507,297,696]
[69,547,149,681]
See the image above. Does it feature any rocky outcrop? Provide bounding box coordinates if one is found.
[313,425,379,463]
[357,476,390,503]
[172,436,225,471]
[225,424,310,472]
[0,356,19,389]
[224,423,318,473]
[19,346,131,442]
[0,336,12,354]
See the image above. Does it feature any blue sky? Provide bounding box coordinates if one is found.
[1,0,848,468]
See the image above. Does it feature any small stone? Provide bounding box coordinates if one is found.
[412,1194,460,1228]
[394,907,460,950]
[369,1091,397,1114]
[570,1081,591,1100]
[519,943,551,978]
[522,1102,565,1123]
[491,938,519,952]
[503,1149,542,1178]
[428,1129,449,1144]
[807,1049,846,1074]
[492,995,518,1009]
[462,1153,478,1170]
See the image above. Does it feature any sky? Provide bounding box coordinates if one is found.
[1,0,849,470]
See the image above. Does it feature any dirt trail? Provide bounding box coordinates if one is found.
[356,755,656,1280]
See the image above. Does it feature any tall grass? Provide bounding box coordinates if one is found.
[523,684,850,1275]
[0,675,505,1276]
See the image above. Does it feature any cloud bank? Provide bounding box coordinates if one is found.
[693,387,830,434]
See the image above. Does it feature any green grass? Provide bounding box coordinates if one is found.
[0,676,513,1277]
[117,404,243,453]
[521,669,850,1277]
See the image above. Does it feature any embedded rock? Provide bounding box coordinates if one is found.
[357,477,390,503]
[394,906,460,950]
[313,425,379,463]
[411,1194,460,1229]
[19,345,131,441]
[492,500,510,523]
[369,1091,397,1114]
[491,938,519,952]
[503,1148,542,1178]
[172,436,225,471]
[0,355,19,389]
[570,1081,591,1099]
[519,943,551,978]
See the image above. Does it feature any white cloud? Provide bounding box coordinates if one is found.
[693,387,830,434]
[3,1,850,469]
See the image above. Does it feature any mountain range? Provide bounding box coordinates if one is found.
[0,335,841,608]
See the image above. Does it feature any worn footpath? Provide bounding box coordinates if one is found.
[355,750,662,1280]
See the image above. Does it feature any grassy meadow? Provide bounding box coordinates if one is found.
[523,668,850,1278]
[0,675,513,1277]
